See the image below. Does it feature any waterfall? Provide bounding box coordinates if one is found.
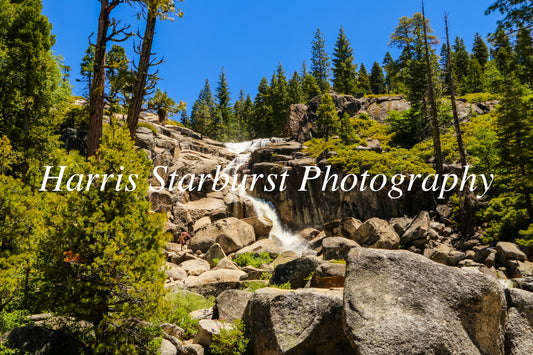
[224,139,306,254]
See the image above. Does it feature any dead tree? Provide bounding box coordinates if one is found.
[421,0,443,175]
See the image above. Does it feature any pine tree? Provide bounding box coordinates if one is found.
[300,60,309,77]
[302,74,321,102]
[515,26,533,86]
[472,32,489,67]
[243,94,255,139]
[490,26,515,75]
[464,58,484,93]
[486,0,533,32]
[382,51,399,93]
[38,125,168,352]
[253,77,273,138]
[0,0,69,174]
[288,71,306,104]
[357,64,372,94]
[339,112,357,144]
[315,92,339,141]
[215,68,233,141]
[106,44,134,114]
[270,64,290,136]
[332,26,357,95]
[311,28,331,92]
[147,89,184,123]
[452,37,470,90]
[190,79,215,137]
[78,45,95,98]
[369,62,386,95]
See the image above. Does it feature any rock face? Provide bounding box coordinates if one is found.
[343,248,507,355]
[190,217,255,254]
[244,288,355,355]
[311,261,346,288]
[242,216,273,239]
[234,239,283,259]
[505,288,533,354]
[321,237,360,260]
[352,218,400,249]
[184,269,247,296]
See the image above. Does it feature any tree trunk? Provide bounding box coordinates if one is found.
[445,14,474,237]
[128,13,157,138]
[88,1,112,157]
[421,1,443,175]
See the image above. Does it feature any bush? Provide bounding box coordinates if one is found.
[137,122,157,134]
[233,252,273,268]
[457,92,499,103]
[162,292,215,339]
[242,281,268,292]
[481,193,529,244]
[517,224,533,248]
[330,259,346,264]
[209,319,249,355]
[0,309,30,334]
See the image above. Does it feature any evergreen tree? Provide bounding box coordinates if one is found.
[452,37,470,90]
[369,62,386,95]
[270,64,290,136]
[253,77,273,138]
[315,92,339,141]
[339,112,357,144]
[310,28,331,92]
[288,71,306,104]
[190,79,215,137]
[515,26,533,86]
[332,26,358,95]
[483,60,504,93]
[472,32,489,67]
[38,125,168,352]
[302,74,321,102]
[300,60,309,77]
[486,0,533,32]
[106,44,134,113]
[215,68,233,141]
[357,64,372,94]
[382,51,400,93]
[490,26,515,75]
[0,0,69,175]
[78,45,95,98]
[243,94,255,139]
[147,89,184,123]
[464,58,484,93]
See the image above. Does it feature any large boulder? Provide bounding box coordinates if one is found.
[321,237,360,260]
[496,242,527,262]
[193,319,233,348]
[269,256,320,289]
[242,216,273,239]
[165,262,188,281]
[343,248,507,355]
[180,259,211,276]
[401,211,430,244]
[234,239,283,259]
[323,217,362,239]
[184,269,247,296]
[243,288,355,354]
[352,218,399,249]
[311,261,346,288]
[202,243,226,268]
[215,290,252,322]
[190,217,256,254]
[505,288,533,354]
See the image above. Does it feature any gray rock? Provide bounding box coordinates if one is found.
[244,288,355,354]
[184,269,247,296]
[352,218,399,249]
[343,248,506,355]
[202,243,226,268]
[165,262,188,281]
[181,344,205,355]
[298,228,321,241]
[496,242,527,262]
[215,290,252,321]
[311,261,345,288]
[193,319,232,348]
[234,239,282,259]
[214,257,240,270]
[241,216,273,239]
[180,259,211,277]
[505,288,533,355]
[269,256,320,289]
[161,323,184,340]
[401,210,430,244]
[191,217,256,254]
[321,237,360,260]
[159,338,178,355]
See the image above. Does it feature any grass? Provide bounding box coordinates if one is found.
[162,291,215,339]
[233,252,273,268]
[137,122,157,134]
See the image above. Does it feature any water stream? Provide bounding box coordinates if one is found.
[224,139,306,254]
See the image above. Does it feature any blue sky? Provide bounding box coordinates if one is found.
[42,0,502,114]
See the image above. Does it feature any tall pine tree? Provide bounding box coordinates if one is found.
[311,28,331,92]
[370,62,386,95]
[332,26,358,95]
[357,64,372,94]
[472,32,489,67]
[215,68,233,141]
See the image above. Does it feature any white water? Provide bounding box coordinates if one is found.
[224,139,306,254]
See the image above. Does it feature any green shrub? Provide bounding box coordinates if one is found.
[0,309,30,334]
[233,252,273,268]
[162,292,215,339]
[517,224,533,248]
[330,259,346,264]
[481,193,529,244]
[457,92,499,103]
[212,258,220,267]
[242,281,268,292]
[209,319,249,355]
[270,282,291,290]
[137,122,157,134]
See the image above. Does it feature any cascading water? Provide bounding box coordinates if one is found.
[224,139,306,254]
